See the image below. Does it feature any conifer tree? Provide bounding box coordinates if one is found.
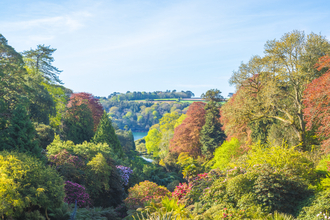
[200,89,226,159]
[1,104,40,155]
[92,111,124,157]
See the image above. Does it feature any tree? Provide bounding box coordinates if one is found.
[22,44,62,84]
[201,89,223,102]
[0,34,32,141]
[303,55,330,153]
[92,111,124,157]
[1,104,40,155]
[63,99,94,144]
[226,30,330,149]
[200,89,226,159]
[170,102,206,158]
[68,93,104,131]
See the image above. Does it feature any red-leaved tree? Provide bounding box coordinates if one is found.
[303,55,330,153]
[169,102,206,158]
[67,93,103,131]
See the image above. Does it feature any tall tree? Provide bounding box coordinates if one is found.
[0,34,31,139]
[304,55,330,153]
[1,105,40,156]
[92,111,124,157]
[170,102,206,158]
[63,99,94,144]
[22,45,62,84]
[226,30,330,149]
[200,89,226,159]
[68,93,104,131]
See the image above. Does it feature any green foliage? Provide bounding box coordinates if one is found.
[24,210,46,220]
[298,190,330,219]
[210,138,241,170]
[116,129,135,154]
[0,151,65,219]
[93,111,124,157]
[145,128,162,157]
[200,100,226,159]
[47,135,111,160]
[235,142,315,181]
[1,104,40,156]
[48,202,71,220]
[74,206,120,220]
[100,99,190,131]
[34,122,55,149]
[135,138,147,154]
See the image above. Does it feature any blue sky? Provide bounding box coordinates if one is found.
[1,0,329,97]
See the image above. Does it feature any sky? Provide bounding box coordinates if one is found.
[1,0,330,97]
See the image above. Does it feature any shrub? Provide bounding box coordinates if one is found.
[124,180,171,209]
[172,182,192,201]
[0,151,65,219]
[298,190,330,219]
[116,165,133,186]
[64,181,91,208]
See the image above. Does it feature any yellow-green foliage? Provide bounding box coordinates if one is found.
[87,153,112,191]
[174,114,187,128]
[210,138,241,170]
[0,151,65,218]
[145,128,162,157]
[235,142,314,180]
[315,154,330,190]
[47,135,111,160]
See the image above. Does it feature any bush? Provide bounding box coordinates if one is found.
[0,151,65,219]
[124,180,171,209]
[235,142,315,181]
[298,190,330,219]
[64,181,91,208]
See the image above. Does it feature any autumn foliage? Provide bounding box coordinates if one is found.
[220,88,252,145]
[170,102,206,158]
[67,93,104,131]
[304,55,330,153]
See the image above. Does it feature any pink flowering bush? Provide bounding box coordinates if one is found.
[116,165,133,186]
[172,182,192,201]
[64,181,91,208]
[124,180,171,209]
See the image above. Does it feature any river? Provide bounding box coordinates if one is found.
[132,132,148,140]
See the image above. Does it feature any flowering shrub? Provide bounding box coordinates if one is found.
[124,180,171,209]
[64,181,91,208]
[48,150,84,168]
[172,182,192,201]
[116,165,133,186]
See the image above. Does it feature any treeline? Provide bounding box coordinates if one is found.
[100,90,195,101]
[124,31,330,220]
[100,99,190,131]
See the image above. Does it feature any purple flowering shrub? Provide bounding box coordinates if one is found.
[48,150,84,168]
[116,165,133,186]
[64,181,91,208]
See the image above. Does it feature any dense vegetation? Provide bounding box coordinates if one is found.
[100,99,190,131]
[101,90,195,101]
[2,30,330,220]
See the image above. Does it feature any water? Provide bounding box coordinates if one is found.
[132,132,148,140]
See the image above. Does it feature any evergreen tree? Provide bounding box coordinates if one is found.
[200,89,226,159]
[1,104,40,155]
[200,101,225,159]
[92,111,124,157]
